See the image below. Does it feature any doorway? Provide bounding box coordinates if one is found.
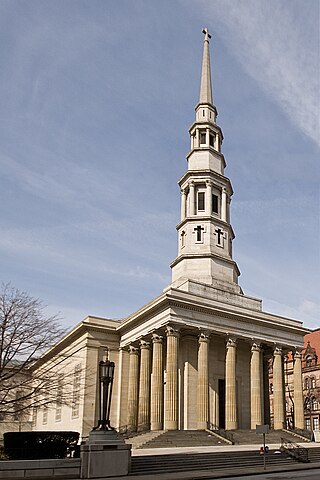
[218,379,225,429]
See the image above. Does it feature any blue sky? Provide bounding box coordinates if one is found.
[0,0,319,330]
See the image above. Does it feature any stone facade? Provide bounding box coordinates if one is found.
[25,30,309,441]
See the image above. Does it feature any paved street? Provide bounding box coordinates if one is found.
[212,468,320,480]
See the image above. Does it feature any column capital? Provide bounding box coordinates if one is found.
[206,179,213,186]
[165,325,180,338]
[198,331,210,343]
[140,340,151,350]
[226,336,237,348]
[128,345,139,354]
[294,349,303,359]
[189,180,195,187]
[152,333,163,344]
[222,186,227,193]
[180,188,187,196]
[274,346,283,356]
[251,342,262,352]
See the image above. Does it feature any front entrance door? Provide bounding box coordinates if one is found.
[218,379,225,429]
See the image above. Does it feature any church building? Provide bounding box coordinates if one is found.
[31,30,308,440]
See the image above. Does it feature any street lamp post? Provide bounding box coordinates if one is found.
[94,358,115,431]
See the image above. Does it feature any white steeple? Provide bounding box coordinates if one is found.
[170,29,241,293]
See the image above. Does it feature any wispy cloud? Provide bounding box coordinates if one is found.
[199,0,319,145]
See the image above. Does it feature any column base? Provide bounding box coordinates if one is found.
[151,423,163,431]
[164,421,178,430]
[197,421,208,430]
[225,422,238,430]
[274,421,285,430]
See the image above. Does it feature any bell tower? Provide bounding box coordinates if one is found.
[170,29,241,294]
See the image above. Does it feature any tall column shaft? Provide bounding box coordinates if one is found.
[293,351,305,429]
[250,343,263,428]
[127,346,139,431]
[189,182,195,216]
[221,187,227,222]
[197,332,209,429]
[138,340,151,430]
[273,347,285,429]
[225,338,238,430]
[164,326,179,430]
[151,334,163,430]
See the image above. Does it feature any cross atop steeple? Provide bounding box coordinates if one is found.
[202,28,211,42]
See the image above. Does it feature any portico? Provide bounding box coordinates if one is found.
[116,276,306,432]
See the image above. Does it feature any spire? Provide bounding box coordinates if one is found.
[199,28,213,105]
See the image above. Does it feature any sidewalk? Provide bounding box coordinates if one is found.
[132,441,319,456]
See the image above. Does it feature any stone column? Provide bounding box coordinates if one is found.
[250,343,263,428]
[189,182,195,216]
[197,332,209,429]
[293,350,305,429]
[164,325,180,430]
[273,347,285,429]
[221,187,227,222]
[151,334,163,430]
[195,129,199,148]
[180,189,187,221]
[127,346,139,431]
[206,127,210,146]
[225,337,238,430]
[137,340,151,430]
[205,181,212,216]
[226,338,238,430]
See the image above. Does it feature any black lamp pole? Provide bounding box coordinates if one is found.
[94,356,115,431]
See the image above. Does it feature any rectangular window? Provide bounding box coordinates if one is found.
[197,192,205,211]
[212,194,218,214]
[55,375,63,422]
[306,418,311,430]
[200,132,206,144]
[209,134,214,147]
[72,364,82,419]
[313,417,319,430]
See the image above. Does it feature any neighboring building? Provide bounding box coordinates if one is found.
[303,329,320,431]
[269,328,320,432]
[29,30,308,441]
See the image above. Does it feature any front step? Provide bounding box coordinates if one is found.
[227,429,309,445]
[131,449,299,475]
[139,430,229,449]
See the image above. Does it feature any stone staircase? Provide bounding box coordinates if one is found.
[123,430,164,449]
[134,430,229,449]
[130,449,302,475]
[229,429,311,445]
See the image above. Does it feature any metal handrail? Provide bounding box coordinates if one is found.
[207,422,235,444]
[281,437,309,463]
